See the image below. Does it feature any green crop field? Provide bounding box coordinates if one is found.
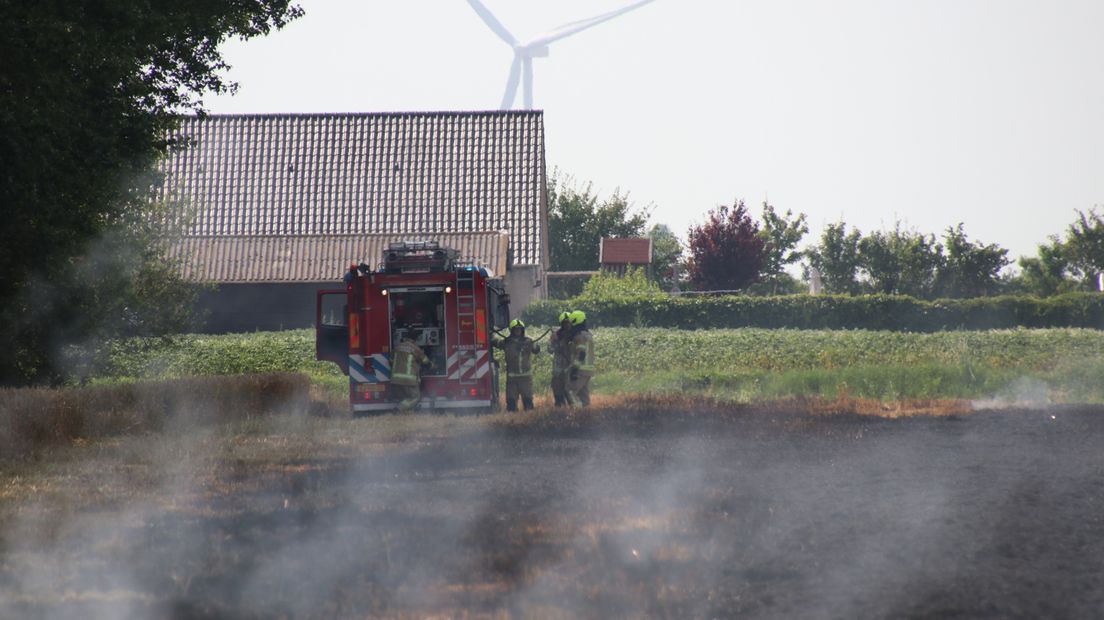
[71,327,1104,404]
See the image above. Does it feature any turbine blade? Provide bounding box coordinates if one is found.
[523,57,534,109]
[500,55,521,109]
[465,0,517,46]
[524,0,655,48]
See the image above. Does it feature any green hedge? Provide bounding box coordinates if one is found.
[521,293,1104,331]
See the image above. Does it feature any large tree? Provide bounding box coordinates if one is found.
[857,224,942,297]
[1016,238,1075,297]
[1013,209,1104,295]
[0,0,303,384]
[805,222,862,295]
[686,201,766,291]
[757,202,808,294]
[935,224,1010,298]
[546,172,650,271]
[1065,208,1104,286]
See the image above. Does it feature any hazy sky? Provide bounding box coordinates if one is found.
[205,0,1104,263]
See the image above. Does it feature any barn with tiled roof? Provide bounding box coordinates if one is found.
[158,110,549,331]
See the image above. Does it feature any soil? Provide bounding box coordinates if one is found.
[3,405,1104,619]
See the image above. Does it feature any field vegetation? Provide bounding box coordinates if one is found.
[68,327,1104,404]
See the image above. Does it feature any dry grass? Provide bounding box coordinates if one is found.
[806,393,973,418]
[478,393,978,451]
[0,373,315,461]
[1,375,977,464]
[494,392,974,432]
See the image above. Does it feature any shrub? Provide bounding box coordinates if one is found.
[577,268,663,301]
[520,293,1104,331]
[547,273,594,299]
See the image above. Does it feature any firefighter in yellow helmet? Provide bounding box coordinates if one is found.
[548,310,574,407]
[493,319,540,411]
[390,326,430,411]
[566,310,594,407]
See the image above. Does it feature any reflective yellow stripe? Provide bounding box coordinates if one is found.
[578,339,596,373]
[392,347,417,382]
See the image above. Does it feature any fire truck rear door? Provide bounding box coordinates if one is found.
[316,290,349,373]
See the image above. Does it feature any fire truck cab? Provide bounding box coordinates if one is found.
[315,241,510,414]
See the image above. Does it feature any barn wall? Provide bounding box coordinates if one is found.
[503,266,543,319]
[194,282,340,333]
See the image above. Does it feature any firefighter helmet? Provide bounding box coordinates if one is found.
[569,310,586,326]
[509,319,525,329]
[558,311,572,323]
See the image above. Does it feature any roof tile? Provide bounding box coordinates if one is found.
[171,232,510,283]
[159,111,546,266]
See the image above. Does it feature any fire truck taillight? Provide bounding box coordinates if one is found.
[469,388,478,397]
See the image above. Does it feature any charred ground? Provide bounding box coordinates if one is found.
[2,402,1104,619]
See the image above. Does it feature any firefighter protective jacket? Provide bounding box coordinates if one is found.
[494,335,540,377]
[391,339,428,386]
[569,328,595,376]
[550,327,573,375]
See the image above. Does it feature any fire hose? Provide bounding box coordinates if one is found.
[492,327,552,342]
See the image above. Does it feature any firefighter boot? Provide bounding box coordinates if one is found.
[397,385,421,412]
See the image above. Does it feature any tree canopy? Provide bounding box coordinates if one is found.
[686,201,766,291]
[1014,208,1104,296]
[858,225,943,297]
[936,224,1010,298]
[1066,208,1104,284]
[805,222,862,295]
[805,221,1013,299]
[0,0,303,384]
[757,203,808,294]
[546,172,650,271]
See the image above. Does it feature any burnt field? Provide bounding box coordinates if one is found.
[3,402,1104,619]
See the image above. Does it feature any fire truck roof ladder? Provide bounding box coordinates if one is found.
[455,267,479,384]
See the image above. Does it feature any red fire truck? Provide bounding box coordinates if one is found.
[315,241,510,414]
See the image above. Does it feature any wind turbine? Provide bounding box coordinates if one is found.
[465,0,656,109]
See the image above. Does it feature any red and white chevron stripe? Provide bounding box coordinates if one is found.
[447,349,491,381]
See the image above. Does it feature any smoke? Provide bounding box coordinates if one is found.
[971,376,1053,410]
[0,424,216,620]
[0,191,202,385]
[496,428,963,618]
[2,403,1102,618]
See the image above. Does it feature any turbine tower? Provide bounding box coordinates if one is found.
[465,0,656,109]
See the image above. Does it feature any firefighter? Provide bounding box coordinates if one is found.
[493,319,540,411]
[548,311,574,407]
[566,310,594,407]
[390,327,430,411]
